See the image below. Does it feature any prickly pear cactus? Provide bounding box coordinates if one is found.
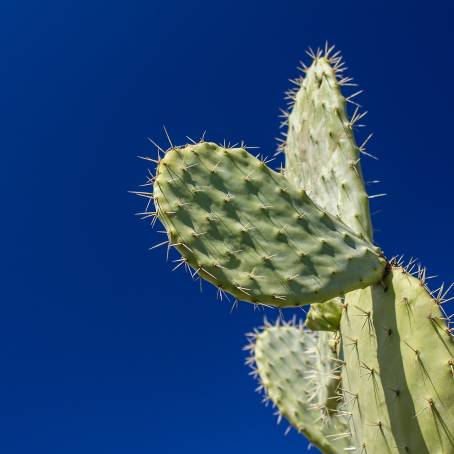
[136,44,454,453]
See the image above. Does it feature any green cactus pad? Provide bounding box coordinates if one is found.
[305,299,343,331]
[248,320,349,454]
[153,142,386,307]
[284,56,372,241]
[340,265,454,453]
[283,53,375,333]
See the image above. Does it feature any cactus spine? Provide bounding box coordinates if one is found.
[137,45,454,453]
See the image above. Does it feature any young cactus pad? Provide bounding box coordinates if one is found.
[284,53,372,240]
[137,45,454,453]
[246,320,349,454]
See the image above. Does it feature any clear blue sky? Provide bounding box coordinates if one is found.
[2,1,454,453]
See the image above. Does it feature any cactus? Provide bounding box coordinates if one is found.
[136,45,454,453]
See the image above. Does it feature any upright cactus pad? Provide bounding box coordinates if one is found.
[284,54,372,240]
[137,45,454,454]
[153,142,385,307]
[341,265,454,453]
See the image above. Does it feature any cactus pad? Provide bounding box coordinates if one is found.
[284,56,372,240]
[247,320,349,454]
[340,265,454,453]
[153,142,386,307]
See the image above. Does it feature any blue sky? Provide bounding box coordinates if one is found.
[2,1,454,452]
